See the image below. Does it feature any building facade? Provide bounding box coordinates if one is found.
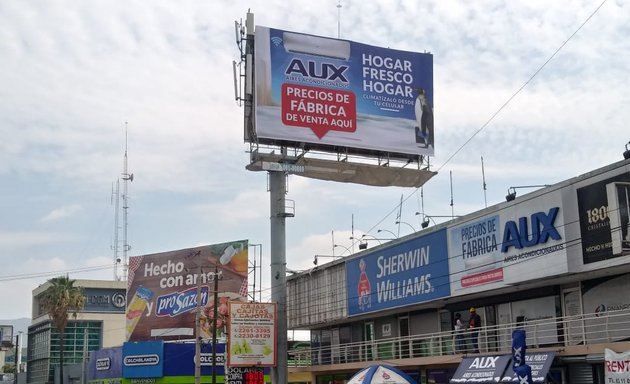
[286,158,630,384]
[27,279,126,384]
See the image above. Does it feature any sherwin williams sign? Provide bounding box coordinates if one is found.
[126,241,249,341]
[345,229,449,316]
[255,26,434,157]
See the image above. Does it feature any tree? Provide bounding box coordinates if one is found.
[40,276,85,384]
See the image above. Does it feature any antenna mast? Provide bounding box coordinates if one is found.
[450,171,455,218]
[336,0,342,38]
[112,180,121,279]
[481,156,488,208]
[121,122,134,280]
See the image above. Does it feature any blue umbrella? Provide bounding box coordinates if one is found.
[347,364,417,384]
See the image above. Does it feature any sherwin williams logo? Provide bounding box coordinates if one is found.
[124,354,160,366]
[96,357,111,370]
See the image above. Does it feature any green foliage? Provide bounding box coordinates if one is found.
[39,275,86,383]
[40,276,86,334]
[2,363,16,373]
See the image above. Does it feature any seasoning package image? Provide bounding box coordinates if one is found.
[125,240,249,341]
[125,286,154,340]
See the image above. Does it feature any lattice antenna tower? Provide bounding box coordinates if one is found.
[111,179,120,280]
[121,122,134,280]
[112,122,134,281]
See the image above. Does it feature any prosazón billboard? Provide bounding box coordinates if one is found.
[126,241,249,341]
[255,26,434,157]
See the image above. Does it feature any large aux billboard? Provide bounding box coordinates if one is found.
[126,241,249,341]
[254,26,434,157]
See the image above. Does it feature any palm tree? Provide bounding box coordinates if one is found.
[40,276,85,384]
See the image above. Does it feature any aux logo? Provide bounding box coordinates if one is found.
[501,207,561,253]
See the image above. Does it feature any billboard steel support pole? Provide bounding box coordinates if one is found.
[212,264,219,384]
[195,255,202,384]
[270,170,288,384]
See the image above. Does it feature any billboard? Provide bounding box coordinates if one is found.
[254,26,434,157]
[227,302,276,367]
[448,191,569,295]
[577,173,630,263]
[126,241,249,341]
[345,229,450,316]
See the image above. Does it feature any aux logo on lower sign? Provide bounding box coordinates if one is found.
[469,356,500,369]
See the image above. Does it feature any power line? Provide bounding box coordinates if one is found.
[436,0,607,172]
[0,264,114,282]
[357,0,608,244]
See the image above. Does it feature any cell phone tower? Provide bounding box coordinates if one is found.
[112,122,134,281]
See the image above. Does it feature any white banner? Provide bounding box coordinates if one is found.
[605,348,630,383]
[227,302,276,367]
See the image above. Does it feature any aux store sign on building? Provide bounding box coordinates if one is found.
[448,189,570,296]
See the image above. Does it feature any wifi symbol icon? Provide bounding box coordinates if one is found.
[271,36,283,47]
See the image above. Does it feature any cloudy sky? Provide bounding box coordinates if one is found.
[1,0,629,321]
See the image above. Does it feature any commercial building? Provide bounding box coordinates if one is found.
[27,279,126,384]
[286,158,630,384]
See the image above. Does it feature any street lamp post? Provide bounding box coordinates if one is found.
[333,244,352,255]
[211,266,222,384]
[395,221,417,233]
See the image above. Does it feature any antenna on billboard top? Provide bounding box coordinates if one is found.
[337,0,342,38]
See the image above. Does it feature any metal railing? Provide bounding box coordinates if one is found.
[289,308,630,367]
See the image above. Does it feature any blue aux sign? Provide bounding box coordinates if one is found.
[346,229,450,316]
[501,207,561,253]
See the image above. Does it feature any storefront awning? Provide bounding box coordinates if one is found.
[450,352,556,384]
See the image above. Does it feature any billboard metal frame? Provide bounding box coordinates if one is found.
[235,14,436,188]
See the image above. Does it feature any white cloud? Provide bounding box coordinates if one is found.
[41,204,83,222]
[0,0,629,319]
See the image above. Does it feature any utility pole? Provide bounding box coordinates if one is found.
[211,265,220,384]
[14,333,19,384]
[195,251,203,384]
